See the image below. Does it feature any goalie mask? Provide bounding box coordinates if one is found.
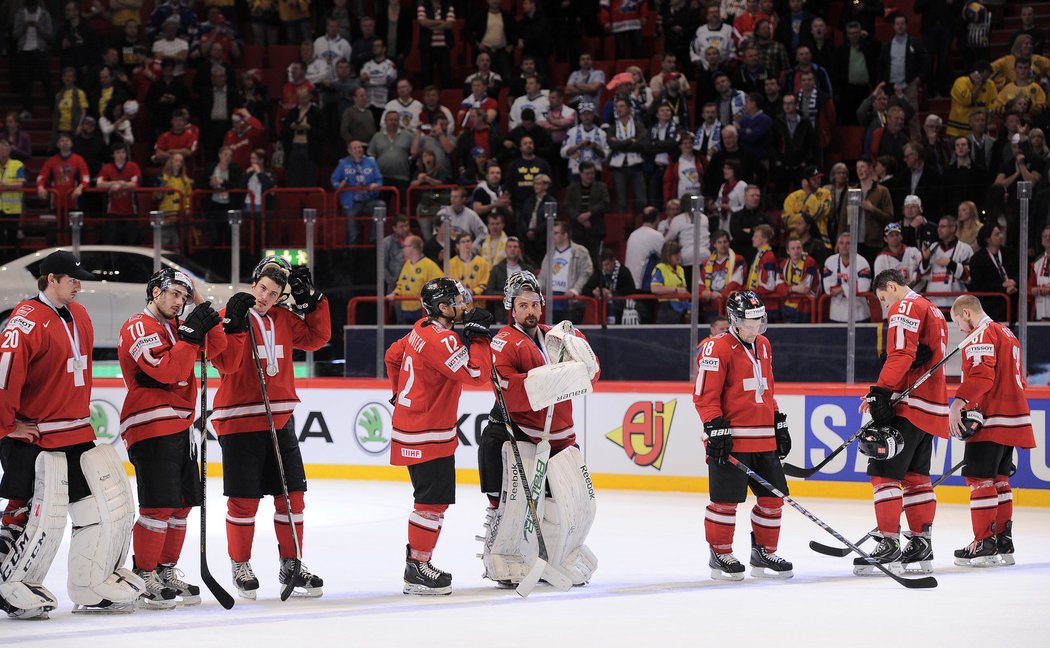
[858,425,905,460]
[252,255,292,303]
[726,290,768,335]
[145,268,194,304]
[504,270,544,309]
[421,277,471,319]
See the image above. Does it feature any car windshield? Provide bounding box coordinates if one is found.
[163,253,230,284]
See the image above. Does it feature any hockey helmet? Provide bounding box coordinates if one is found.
[858,425,905,461]
[251,255,292,301]
[145,268,194,304]
[726,290,767,334]
[503,270,544,310]
[421,277,470,318]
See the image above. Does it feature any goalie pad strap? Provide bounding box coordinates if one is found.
[524,361,593,411]
[544,446,598,585]
[0,452,68,587]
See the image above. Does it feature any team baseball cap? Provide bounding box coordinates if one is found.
[884,222,903,236]
[803,165,823,178]
[903,195,923,209]
[470,146,487,158]
[578,102,595,114]
[40,250,95,280]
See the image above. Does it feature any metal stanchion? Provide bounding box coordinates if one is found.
[1017,181,1032,373]
[441,208,452,276]
[544,201,557,325]
[846,188,862,385]
[227,210,242,289]
[688,195,702,381]
[302,207,318,378]
[373,203,388,379]
[69,211,83,259]
[150,210,164,272]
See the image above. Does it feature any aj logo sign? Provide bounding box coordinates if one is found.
[606,400,676,470]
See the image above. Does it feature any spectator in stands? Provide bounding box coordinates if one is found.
[277,0,311,45]
[1011,6,1047,55]
[804,17,834,73]
[333,139,383,245]
[449,232,491,295]
[0,139,27,248]
[13,0,55,121]
[509,77,550,131]
[873,222,923,291]
[965,108,994,174]
[282,86,322,187]
[540,220,593,324]
[476,212,508,267]
[464,51,504,96]
[753,19,789,86]
[1032,225,1050,320]
[585,247,635,324]
[664,194,711,267]
[152,16,190,77]
[457,108,504,171]
[153,151,189,246]
[152,108,198,165]
[947,60,997,137]
[561,103,608,179]
[279,61,312,111]
[786,45,831,96]
[646,104,681,207]
[195,7,242,64]
[737,92,772,160]
[518,172,557,261]
[57,1,101,83]
[822,232,872,322]
[850,158,896,263]
[408,148,447,240]
[564,161,610,259]
[516,0,550,75]
[71,116,105,189]
[835,21,879,126]
[468,0,514,87]
[109,0,143,33]
[382,215,411,291]
[711,72,745,127]
[341,86,378,146]
[784,211,827,265]
[457,78,499,130]
[995,58,1047,118]
[902,142,943,218]
[417,86,453,128]
[878,13,929,136]
[376,0,414,71]
[504,107,554,166]
[651,52,693,105]
[955,200,984,248]
[51,67,88,149]
[241,148,275,219]
[504,135,552,215]
[726,181,762,260]
[650,240,690,323]
[705,127,757,202]
[314,17,351,74]
[145,58,190,137]
[698,229,745,320]
[113,20,151,79]
[920,214,975,307]
[199,65,242,162]
[565,53,605,110]
[247,0,280,47]
[691,1,739,69]
[959,0,992,69]
[361,39,398,123]
[147,0,197,42]
[662,134,703,207]
[410,114,456,182]
[780,235,820,322]
[944,136,987,208]
[797,69,836,165]
[901,194,937,249]
[993,132,1045,245]
[88,66,127,125]
[694,103,722,162]
[823,162,850,239]
[991,34,1050,92]
[301,40,330,91]
[322,60,359,128]
[510,56,548,100]
[369,110,414,205]
[921,114,951,176]
[605,97,648,214]
[777,0,813,58]
[783,165,831,248]
[417,0,456,89]
[733,45,770,95]
[858,84,915,154]
[384,78,422,133]
[601,0,648,59]
[744,223,785,315]
[471,162,512,227]
[388,234,443,323]
[200,145,242,256]
[486,236,535,321]
[223,109,267,171]
[991,111,1025,170]
[869,104,909,167]
[626,206,665,288]
[458,146,490,185]
[770,93,814,193]
[2,113,33,165]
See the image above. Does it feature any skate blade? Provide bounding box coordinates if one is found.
[236,588,258,600]
[710,568,745,582]
[403,582,452,596]
[287,586,323,598]
[750,565,794,580]
[176,594,202,606]
[135,598,177,611]
[852,562,903,577]
[7,608,51,620]
[954,555,1003,568]
[901,560,934,574]
[998,554,1015,566]
[72,601,138,614]
[494,580,516,589]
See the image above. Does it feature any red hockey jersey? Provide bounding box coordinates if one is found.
[210,301,331,435]
[877,291,949,437]
[489,324,600,451]
[385,319,492,466]
[955,318,1035,448]
[693,331,778,453]
[0,297,95,448]
[117,308,227,447]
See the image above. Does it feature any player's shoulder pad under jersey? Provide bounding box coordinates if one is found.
[490,327,514,352]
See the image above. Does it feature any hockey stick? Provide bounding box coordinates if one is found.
[246,324,301,602]
[809,459,966,557]
[783,321,990,479]
[726,456,937,589]
[490,367,573,597]
[198,349,235,609]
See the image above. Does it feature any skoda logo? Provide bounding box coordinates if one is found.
[354,402,392,455]
[89,400,122,444]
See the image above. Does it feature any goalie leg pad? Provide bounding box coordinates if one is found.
[543,446,598,585]
[67,445,145,607]
[479,441,542,584]
[0,452,68,618]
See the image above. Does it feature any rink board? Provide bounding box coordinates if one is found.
[74,379,1050,506]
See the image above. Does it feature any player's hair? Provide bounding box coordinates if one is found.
[951,294,985,316]
[872,268,907,292]
[37,274,61,291]
[256,266,288,290]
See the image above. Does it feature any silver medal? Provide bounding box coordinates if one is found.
[266,363,278,377]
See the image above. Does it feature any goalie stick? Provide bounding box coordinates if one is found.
[809,459,966,557]
[490,367,573,597]
[247,324,301,602]
[198,349,235,609]
[783,321,990,479]
[726,456,937,589]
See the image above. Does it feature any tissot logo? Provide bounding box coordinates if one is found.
[605,400,676,470]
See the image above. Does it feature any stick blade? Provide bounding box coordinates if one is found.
[899,575,938,589]
[280,559,300,601]
[782,462,817,479]
[515,558,546,598]
[808,540,853,558]
[201,565,236,609]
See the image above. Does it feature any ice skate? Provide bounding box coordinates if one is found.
[954,537,1002,568]
[279,559,324,598]
[749,533,793,579]
[853,536,902,576]
[132,567,177,611]
[404,545,452,596]
[996,521,1015,566]
[900,525,934,574]
[156,563,202,606]
[709,549,745,581]
[231,560,260,600]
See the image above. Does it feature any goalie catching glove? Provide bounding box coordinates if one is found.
[544,320,599,380]
[289,266,323,316]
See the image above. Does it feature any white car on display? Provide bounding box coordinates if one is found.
[0,246,236,347]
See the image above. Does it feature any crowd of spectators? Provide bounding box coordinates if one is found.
[1,0,1049,326]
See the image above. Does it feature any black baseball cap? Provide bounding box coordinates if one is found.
[40,250,95,280]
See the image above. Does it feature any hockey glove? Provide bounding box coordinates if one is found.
[134,371,167,389]
[289,266,323,316]
[911,343,933,369]
[865,386,896,425]
[774,411,791,459]
[461,307,495,343]
[178,301,221,346]
[704,417,732,465]
[222,292,256,334]
[958,409,985,440]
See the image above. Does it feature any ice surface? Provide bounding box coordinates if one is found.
[6,479,1050,647]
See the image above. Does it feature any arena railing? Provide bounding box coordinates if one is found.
[0,187,59,254]
[260,187,328,251]
[330,186,402,250]
[347,293,599,326]
[188,189,256,255]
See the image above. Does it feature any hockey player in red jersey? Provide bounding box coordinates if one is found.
[118,269,223,608]
[384,278,494,595]
[694,290,793,580]
[858,269,948,575]
[210,256,330,599]
[477,271,600,587]
[949,295,1036,567]
[0,250,145,618]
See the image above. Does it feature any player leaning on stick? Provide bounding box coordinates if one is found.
[477,271,600,587]
[0,251,145,619]
[948,295,1035,567]
[210,256,330,599]
[117,269,223,608]
[384,278,494,595]
[858,269,948,575]
[693,290,794,581]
